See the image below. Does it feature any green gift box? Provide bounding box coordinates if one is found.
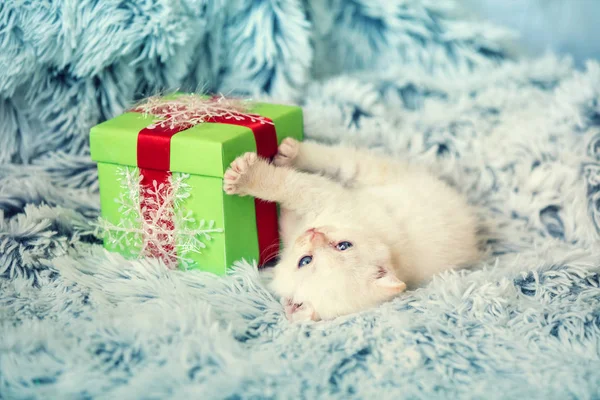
[89,94,303,275]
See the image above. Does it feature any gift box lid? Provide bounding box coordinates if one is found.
[90,94,303,178]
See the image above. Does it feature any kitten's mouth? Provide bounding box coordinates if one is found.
[285,298,304,313]
[290,302,303,313]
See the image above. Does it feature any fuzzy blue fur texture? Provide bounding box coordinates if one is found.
[1,1,600,399]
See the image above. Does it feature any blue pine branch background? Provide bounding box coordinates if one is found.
[1,0,600,399]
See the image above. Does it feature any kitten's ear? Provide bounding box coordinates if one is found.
[373,266,407,293]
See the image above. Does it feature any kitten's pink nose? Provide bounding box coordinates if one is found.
[306,228,326,245]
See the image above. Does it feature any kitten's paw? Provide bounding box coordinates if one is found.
[282,297,318,322]
[223,152,258,195]
[274,138,300,167]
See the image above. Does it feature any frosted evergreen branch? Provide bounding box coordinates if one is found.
[94,167,224,269]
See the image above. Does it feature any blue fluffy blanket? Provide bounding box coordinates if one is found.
[1,1,600,398]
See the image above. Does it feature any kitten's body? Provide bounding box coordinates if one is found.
[223,139,480,322]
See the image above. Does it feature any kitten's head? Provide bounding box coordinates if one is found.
[270,226,406,322]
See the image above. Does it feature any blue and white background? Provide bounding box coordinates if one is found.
[1,1,600,398]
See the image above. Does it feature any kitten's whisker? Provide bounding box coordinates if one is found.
[261,250,281,264]
[262,252,280,265]
[259,243,282,265]
[260,242,282,254]
[261,242,281,252]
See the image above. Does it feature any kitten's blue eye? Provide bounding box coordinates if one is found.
[298,255,313,268]
[336,241,353,251]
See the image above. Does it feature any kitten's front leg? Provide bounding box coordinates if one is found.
[223,152,345,213]
[273,138,300,168]
[274,138,329,173]
[274,138,396,187]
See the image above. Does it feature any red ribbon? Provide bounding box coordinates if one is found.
[137,124,184,266]
[134,108,279,267]
[207,115,279,266]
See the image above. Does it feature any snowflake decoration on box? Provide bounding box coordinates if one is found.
[131,93,274,130]
[95,167,223,270]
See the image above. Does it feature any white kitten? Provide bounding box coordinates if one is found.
[223,138,480,322]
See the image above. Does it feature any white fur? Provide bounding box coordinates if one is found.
[223,138,480,322]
